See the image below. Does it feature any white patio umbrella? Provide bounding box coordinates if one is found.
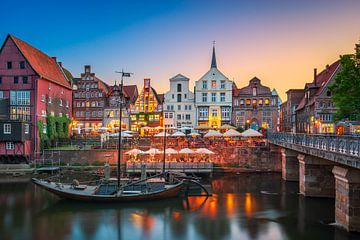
[98,127,109,131]
[204,130,223,138]
[154,131,167,137]
[108,132,132,137]
[219,124,236,130]
[123,130,135,134]
[164,148,178,154]
[223,129,242,137]
[179,148,195,154]
[154,126,164,130]
[171,131,186,137]
[125,148,144,155]
[195,148,215,154]
[189,132,200,137]
[141,126,152,130]
[145,148,161,154]
[241,129,263,137]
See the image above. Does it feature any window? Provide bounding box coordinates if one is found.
[253,87,257,96]
[221,107,230,119]
[259,99,263,105]
[220,80,225,89]
[211,80,216,89]
[199,107,208,118]
[246,99,251,105]
[14,76,19,84]
[177,94,182,102]
[50,111,55,116]
[7,62,12,69]
[326,91,331,97]
[177,114,181,120]
[59,99,63,106]
[240,99,244,105]
[184,94,187,99]
[212,109,218,117]
[41,95,45,102]
[6,142,14,150]
[172,94,174,99]
[41,110,46,117]
[66,101,69,108]
[4,124,11,134]
[0,91,3,99]
[0,76,2,84]
[202,93,207,102]
[202,81,207,89]
[20,61,25,69]
[220,93,225,102]
[86,111,90,117]
[185,105,188,110]
[186,114,190,120]
[10,106,30,121]
[265,98,270,105]
[169,113,173,118]
[177,84,182,92]
[178,105,181,110]
[92,111,96,117]
[49,83,51,90]
[58,113,63,117]
[211,93,216,102]
[10,91,30,105]
[189,105,192,110]
[75,111,79,117]
[98,111,102,117]
[48,96,52,104]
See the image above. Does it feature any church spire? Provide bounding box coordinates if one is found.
[211,41,217,69]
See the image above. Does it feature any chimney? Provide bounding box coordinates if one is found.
[313,68,317,83]
[85,65,91,73]
[52,57,57,62]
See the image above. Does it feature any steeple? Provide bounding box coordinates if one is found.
[211,41,217,69]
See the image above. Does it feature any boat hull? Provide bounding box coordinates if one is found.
[32,178,184,202]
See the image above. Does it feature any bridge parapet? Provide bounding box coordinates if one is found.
[268,132,360,169]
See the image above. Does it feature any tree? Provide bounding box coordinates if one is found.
[329,41,360,121]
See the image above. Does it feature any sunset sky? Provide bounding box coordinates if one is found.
[1,0,360,100]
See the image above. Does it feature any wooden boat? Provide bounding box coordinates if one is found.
[32,176,184,202]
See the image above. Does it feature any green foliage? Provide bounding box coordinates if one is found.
[329,41,360,121]
[46,115,70,141]
[37,120,49,152]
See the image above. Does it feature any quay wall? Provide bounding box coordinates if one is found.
[41,145,281,172]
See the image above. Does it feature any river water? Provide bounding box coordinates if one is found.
[0,173,359,240]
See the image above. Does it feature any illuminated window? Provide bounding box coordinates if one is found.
[212,109,218,117]
[220,80,225,89]
[265,98,270,105]
[211,80,216,89]
[259,99,263,105]
[246,99,251,105]
[211,93,216,102]
[240,99,244,105]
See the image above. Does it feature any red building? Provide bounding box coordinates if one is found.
[0,34,72,162]
[72,65,109,131]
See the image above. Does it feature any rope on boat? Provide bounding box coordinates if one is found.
[184,179,211,197]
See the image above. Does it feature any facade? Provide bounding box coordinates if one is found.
[296,62,340,134]
[194,47,233,128]
[232,77,279,131]
[163,74,195,129]
[280,89,305,132]
[129,78,164,131]
[72,65,109,130]
[103,84,138,130]
[0,34,72,161]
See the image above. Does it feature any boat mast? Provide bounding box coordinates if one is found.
[162,125,166,173]
[115,70,132,190]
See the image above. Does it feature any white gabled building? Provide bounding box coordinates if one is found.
[163,74,195,129]
[194,46,233,128]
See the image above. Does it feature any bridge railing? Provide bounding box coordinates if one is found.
[268,132,360,158]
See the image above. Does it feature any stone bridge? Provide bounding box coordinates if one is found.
[268,132,360,232]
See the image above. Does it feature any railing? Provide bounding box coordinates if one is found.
[126,162,213,173]
[268,132,360,158]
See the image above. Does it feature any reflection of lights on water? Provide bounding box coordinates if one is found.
[130,211,154,234]
[244,192,255,217]
[172,211,181,221]
[226,193,235,217]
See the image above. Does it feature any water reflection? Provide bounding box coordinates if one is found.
[0,174,359,240]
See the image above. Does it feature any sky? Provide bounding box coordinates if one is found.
[1,0,360,100]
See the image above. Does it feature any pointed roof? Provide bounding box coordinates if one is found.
[170,74,189,81]
[211,46,217,68]
[3,34,72,89]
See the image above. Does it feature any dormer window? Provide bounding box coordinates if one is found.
[211,80,216,89]
[253,87,257,96]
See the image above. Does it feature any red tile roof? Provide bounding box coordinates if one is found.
[296,60,340,111]
[123,85,138,103]
[8,34,71,89]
